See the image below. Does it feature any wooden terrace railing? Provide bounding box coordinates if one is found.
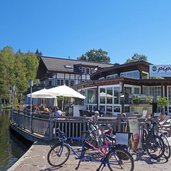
[10,110,145,141]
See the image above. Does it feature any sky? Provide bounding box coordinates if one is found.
[0,0,171,65]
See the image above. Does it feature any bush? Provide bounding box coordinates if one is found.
[132,96,141,104]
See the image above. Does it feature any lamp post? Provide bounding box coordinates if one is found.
[29,80,33,133]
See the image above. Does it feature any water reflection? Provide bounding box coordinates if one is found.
[0,110,31,171]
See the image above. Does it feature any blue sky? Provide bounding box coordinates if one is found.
[0,0,171,64]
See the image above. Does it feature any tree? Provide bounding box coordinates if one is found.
[0,46,15,102]
[23,52,39,84]
[125,53,147,63]
[78,49,111,64]
[14,52,28,94]
[0,46,39,105]
[35,49,42,60]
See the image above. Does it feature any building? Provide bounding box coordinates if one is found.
[37,57,171,116]
[37,56,113,88]
[74,60,171,116]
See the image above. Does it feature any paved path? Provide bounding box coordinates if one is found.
[8,139,171,171]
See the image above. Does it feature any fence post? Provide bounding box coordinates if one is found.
[49,112,53,140]
[117,114,121,132]
[83,115,87,132]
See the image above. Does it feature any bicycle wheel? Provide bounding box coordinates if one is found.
[146,135,164,159]
[107,148,134,171]
[47,142,70,167]
[142,128,148,149]
[160,134,171,159]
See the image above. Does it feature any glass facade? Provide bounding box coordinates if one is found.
[143,86,161,102]
[84,88,97,111]
[99,86,121,115]
[120,70,140,79]
[87,89,96,104]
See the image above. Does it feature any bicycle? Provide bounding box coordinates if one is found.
[153,117,171,160]
[47,127,134,171]
[84,119,134,171]
[141,118,165,159]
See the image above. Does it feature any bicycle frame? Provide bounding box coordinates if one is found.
[55,128,111,162]
[49,128,134,171]
[84,137,111,156]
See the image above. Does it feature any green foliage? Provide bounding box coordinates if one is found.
[132,96,141,104]
[157,96,169,114]
[125,53,147,63]
[78,49,111,64]
[0,46,15,99]
[0,46,39,104]
[145,97,153,104]
[157,96,169,107]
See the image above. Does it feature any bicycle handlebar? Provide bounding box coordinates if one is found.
[56,128,64,136]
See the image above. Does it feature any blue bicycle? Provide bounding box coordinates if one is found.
[47,128,134,171]
[47,128,83,168]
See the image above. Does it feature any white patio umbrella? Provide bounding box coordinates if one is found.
[27,88,56,98]
[47,85,86,99]
[47,85,86,110]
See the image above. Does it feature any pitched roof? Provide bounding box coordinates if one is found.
[41,56,113,73]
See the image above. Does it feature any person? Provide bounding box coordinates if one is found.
[92,111,100,123]
[55,107,62,117]
[121,113,127,122]
[44,107,49,113]
[159,112,167,121]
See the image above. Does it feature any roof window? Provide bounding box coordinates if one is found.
[64,65,73,69]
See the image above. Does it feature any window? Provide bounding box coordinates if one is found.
[143,86,161,103]
[149,86,161,102]
[98,86,120,115]
[169,107,171,113]
[90,68,94,74]
[106,106,112,113]
[168,87,171,105]
[82,67,85,74]
[120,70,140,79]
[107,87,113,104]
[99,106,105,113]
[86,68,90,74]
[134,87,140,94]
[87,89,96,104]
[124,106,130,113]
[65,80,69,86]
[114,106,120,113]
[114,87,120,104]
[70,80,74,86]
[57,80,60,85]
[64,65,73,69]
[106,74,118,79]
[61,80,64,85]
[49,80,52,87]
[100,88,106,104]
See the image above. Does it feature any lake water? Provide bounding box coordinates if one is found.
[0,110,31,171]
